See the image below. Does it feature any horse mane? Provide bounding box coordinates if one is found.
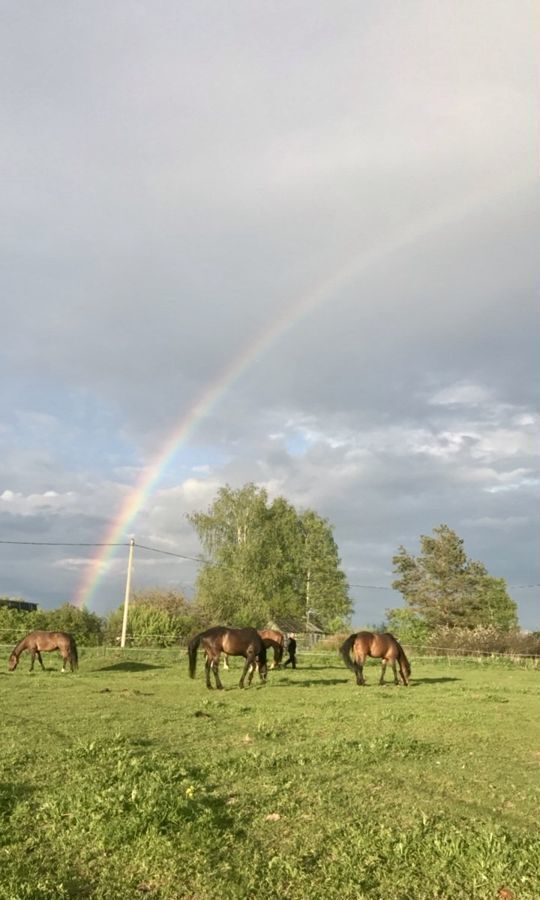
[395,638,411,676]
[11,635,28,657]
[384,632,411,677]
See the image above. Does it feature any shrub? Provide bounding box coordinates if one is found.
[426,625,540,658]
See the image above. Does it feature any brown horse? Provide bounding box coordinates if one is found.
[223,628,284,671]
[188,626,267,689]
[8,630,79,673]
[340,631,411,686]
[259,629,285,668]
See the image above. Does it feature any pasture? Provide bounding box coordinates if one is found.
[1,647,539,900]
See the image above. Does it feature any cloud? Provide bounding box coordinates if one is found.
[0,2,537,626]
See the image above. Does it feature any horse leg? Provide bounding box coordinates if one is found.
[30,650,36,672]
[379,659,387,685]
[354,653,366,686]
[239,655,253,689]
[391,660,400,685]
[247,651,261,686]
[204,655,213,689]
[212,656,224,690]
[36,650,45,671]
[223,655,230,670]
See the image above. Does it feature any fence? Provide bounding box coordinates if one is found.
[1,638,539,669]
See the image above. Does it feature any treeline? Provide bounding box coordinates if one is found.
[0,483,353,647]
[0,592,205,648]
[1,491,534,655]
[384,524,538,655]
[409,625,540,658]
[0,602,104,646]
[188,483,351,630]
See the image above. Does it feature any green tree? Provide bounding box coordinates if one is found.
[40,604,104,645]
[0,605,31,644]
[0,602,104,646]
[105,589,202,646]
[188,483,351,630]
[392,525,518,630]
[384,607,432,645]
[300,510,351,627]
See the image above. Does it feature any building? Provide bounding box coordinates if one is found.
[265,615,325,647]
[0,597,38,613]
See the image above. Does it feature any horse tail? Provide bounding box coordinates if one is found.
[339,633,358,670]
[397,641,411,677]
[70,636,79,670]
[188,633,202,679]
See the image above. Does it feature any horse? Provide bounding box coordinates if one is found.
[259,629,285,669]
[223,628,284,670]
[340,631,411,686]
[188,626,267,689]
[8,630,79,673]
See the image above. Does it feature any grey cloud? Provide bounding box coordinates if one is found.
[1,2,537,626]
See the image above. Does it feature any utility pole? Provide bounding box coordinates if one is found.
[120,538,135,649]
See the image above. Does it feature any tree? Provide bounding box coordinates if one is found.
[187,483,351,630]
[105,589,202,646]
[42,604,104,645]
[384,607,432,645]
[0,602,104,645]
[392,525,518,630]
[299,510,350,627]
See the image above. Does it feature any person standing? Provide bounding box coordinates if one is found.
[283,633,297,669]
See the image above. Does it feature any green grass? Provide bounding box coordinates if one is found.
[1,647,539,899]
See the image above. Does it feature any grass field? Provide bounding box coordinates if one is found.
[1,646,539,900]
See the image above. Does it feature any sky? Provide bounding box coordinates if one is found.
[1,1,539,629]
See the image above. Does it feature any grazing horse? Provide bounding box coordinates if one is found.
[8,631,79,673]
[223,628,284,670]
[188,626,267,689]
[259,629,285,669]
[340,631,411,686]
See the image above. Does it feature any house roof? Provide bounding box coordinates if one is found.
[266,615,324,634]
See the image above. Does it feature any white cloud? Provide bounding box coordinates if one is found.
[429,382,492,407]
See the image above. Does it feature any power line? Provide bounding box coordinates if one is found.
[135,543,205,564]
[349,581,540,590]
[0,539,537,587]
[348,583,395,590]
[0,538,204,561]
[0,540,129,547]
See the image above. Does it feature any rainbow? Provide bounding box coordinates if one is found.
[75,178,526,608]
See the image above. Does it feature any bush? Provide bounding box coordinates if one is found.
[104,590,205,647]
[426,625,540,658]
[316,633,349,652]
[0,603,104,646]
